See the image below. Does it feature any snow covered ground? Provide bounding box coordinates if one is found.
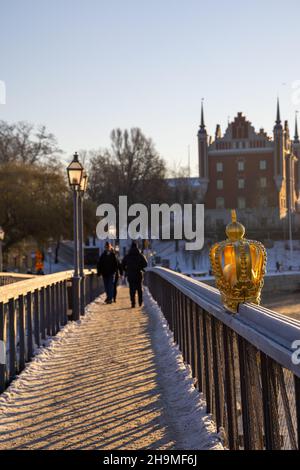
[41,236,300,278]
[151,239,300,275]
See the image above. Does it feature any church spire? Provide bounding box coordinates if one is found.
[294,111,299,143]
[276,97,281,125]
[200,99,205,131]
[197,99,209,187]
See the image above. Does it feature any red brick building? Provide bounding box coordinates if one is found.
[198,100,300,235]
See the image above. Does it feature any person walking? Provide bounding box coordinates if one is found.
[113,256,123,303]
[97,242,118,304]
[122,241,147,308]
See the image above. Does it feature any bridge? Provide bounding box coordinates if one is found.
[0,268,299,450]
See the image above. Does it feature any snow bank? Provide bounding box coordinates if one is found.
[0,294,106,408]
[143,288,223,450]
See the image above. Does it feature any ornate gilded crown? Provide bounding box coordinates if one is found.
[209,210,267,313]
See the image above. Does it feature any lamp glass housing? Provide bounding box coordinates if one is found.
[67,153,84,189]
[80,171,88,193]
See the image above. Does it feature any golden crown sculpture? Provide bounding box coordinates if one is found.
[209,210,267,313]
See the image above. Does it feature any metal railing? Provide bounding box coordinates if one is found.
[0,273,37,286]
[145,267,300,450]
[0,270,103,393]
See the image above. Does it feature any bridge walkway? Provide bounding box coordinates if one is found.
[0,287,221,450]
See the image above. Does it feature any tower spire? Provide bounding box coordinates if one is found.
[276,97,281,125]
[200,98,205,130]
[294,111,299,143]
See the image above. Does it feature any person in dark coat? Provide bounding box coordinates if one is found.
[97,242,118,304]
[122,241,148,308]
[113,257,123,302]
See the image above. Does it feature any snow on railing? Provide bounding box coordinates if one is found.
[145,267,300,450]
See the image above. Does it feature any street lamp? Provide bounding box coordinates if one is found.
[67,152,84,189]
[78,170,88,315]
[0,227,5,272]
[67,152,84,320]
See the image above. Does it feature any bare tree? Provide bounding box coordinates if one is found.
[87,128,168,207]
[0,120,62,166]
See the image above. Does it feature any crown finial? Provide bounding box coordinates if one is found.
[226,209,245,241]
[209,209,267,313]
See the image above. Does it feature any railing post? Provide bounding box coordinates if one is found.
[238,337,264,449]
[46,285,51,337]
[295,375,300,450]
[52,284,58,335]
[179,292,184,358]
[183,297,189,364]
[63,280,68,325]
[175,289,180,347]
[171,286,177,343]
[0,302,5,393]
[223,325,239,450]
[191,303,198,380]
[18,295,25,372]
[202,310,213,414]
[59,281,64,325]
[26,292,33,360]
[195,306,203,393]
[260,353,281,449]
[186,298,192,367]
[211,316,224,431]
[8,298,16,382]
[55,282,60,332]
[33,289,40,347]
[40,287,46,340]
[170,285,175,333]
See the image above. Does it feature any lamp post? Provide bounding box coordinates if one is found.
[78,170,88,315]
[288,153,294,267]
[67,152,84,320]
[0,227,5,272]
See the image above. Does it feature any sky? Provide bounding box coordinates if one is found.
[0,0,300,174]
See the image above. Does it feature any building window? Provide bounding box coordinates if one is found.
[260,196,268,207]
[217,179,223,190]
[238,178,245,189]
[216,162,223,172]
[260,160,267,170]
[237,197,246,209]
[260,177,267,188]
[237,160,245,171]
[216,197,225,209]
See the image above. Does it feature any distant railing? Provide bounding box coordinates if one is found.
[0,270,103,393]
[0,273,36,286]
[145,267,300,450]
